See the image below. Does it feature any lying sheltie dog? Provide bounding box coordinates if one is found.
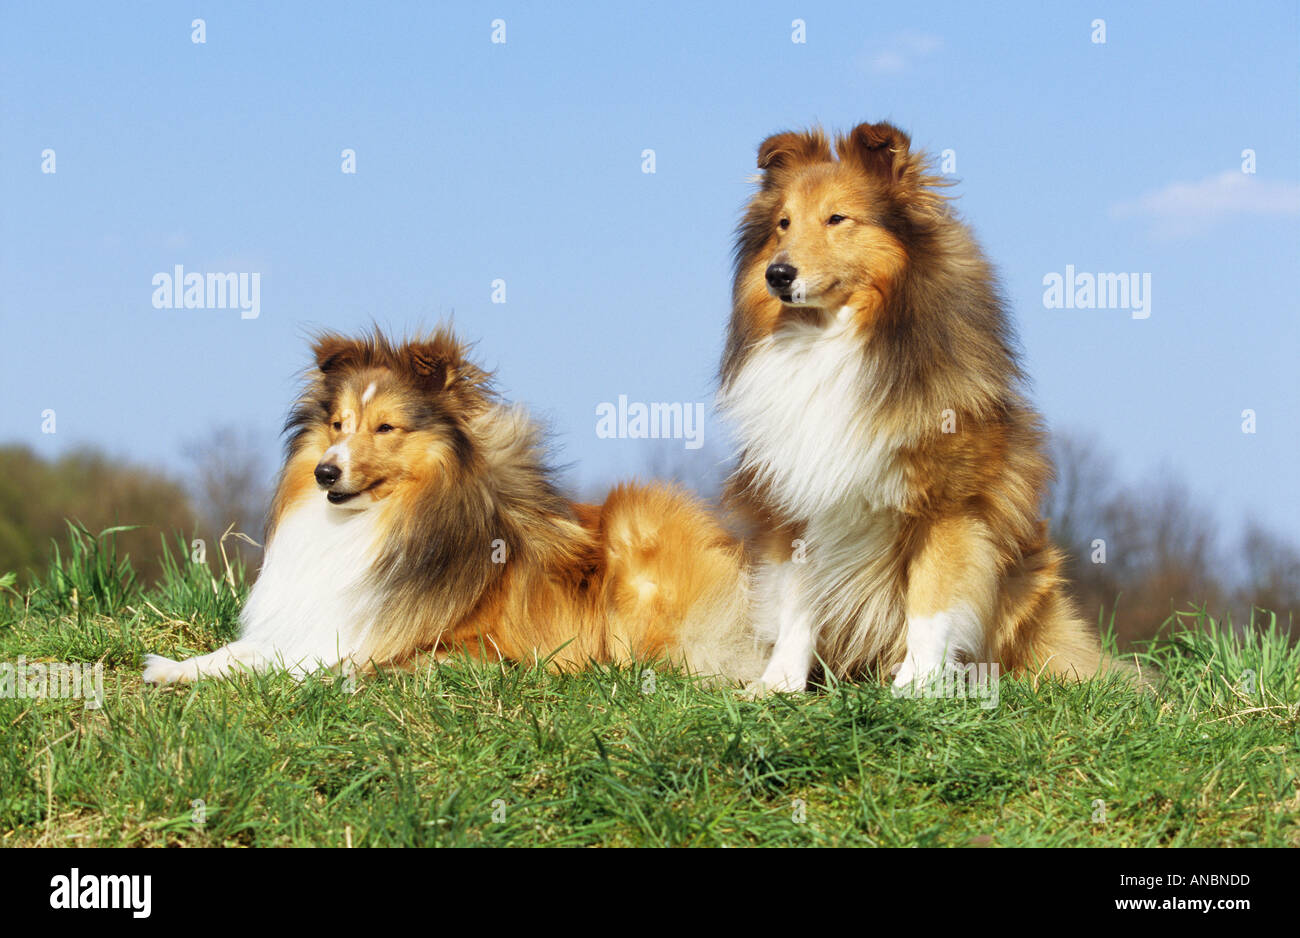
[144,327,765,684]
[719,121,1138,693]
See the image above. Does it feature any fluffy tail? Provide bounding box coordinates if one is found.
[598,483,769,683]
[676,552,768,684]
[1028,588,1155,689]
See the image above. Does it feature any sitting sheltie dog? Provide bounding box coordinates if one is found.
[144,328,764,684]
[719,121,1136,693]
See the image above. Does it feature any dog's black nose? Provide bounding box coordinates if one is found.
[766,263,798,290]
[315,463,341,487]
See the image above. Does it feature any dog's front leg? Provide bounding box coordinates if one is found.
[893,516,997,692]
[142,641,267,685]
[748,558,816,694]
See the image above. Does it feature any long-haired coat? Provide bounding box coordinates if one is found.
[719,121,1137,693]
[144,328,765,684]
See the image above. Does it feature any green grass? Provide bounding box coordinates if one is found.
[0,526,1296,847]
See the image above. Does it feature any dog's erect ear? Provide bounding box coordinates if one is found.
[756,129,831,184]
[406,331,490,396]
[837,121,914,184]
[409,345,451,391]
[312,334,358,374]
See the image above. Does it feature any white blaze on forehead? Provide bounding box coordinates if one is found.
[361,382,377,406]
[339,409,357,434]
[323,440,351,470]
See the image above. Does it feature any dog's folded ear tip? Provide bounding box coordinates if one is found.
[756,128,832,173]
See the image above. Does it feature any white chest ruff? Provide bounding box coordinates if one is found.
[238,495,386,672]
[720,315,913,519]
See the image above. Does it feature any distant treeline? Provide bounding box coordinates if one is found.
[1044,433,1299,646]
[0,445,196,584]
[0,432,271,586]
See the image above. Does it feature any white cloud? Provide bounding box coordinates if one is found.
[1111,170,1300,238]
[864,31,943,74]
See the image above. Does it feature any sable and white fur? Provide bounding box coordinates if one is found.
[719,122,1141,693]
[144,328,766,685]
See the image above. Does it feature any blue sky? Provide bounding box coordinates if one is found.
[2,1,1297,543]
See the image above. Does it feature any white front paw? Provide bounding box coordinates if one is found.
[141,654,186,685]
[741,678,806,699]
[892,655,940,696]
[746,668,808,697]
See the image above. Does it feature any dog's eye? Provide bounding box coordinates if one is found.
[827,214,846,225]
[331,421,342,430]
[376,424,395,433]
[778,218,790,230]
